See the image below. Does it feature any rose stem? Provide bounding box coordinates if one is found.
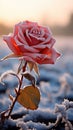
[6,61,27,119]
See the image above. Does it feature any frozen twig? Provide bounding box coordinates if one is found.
[54,99,73,129]
[47,99,73,130]
[0,62,27,122]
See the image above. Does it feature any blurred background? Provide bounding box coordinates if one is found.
[0,0,73,49]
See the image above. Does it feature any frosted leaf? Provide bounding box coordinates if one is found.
[0,70,20,86]
[55,104,67,119]
[62,99,73,109]
[55,104,66,113]
[62,99,70,109]
[21,72,36,86]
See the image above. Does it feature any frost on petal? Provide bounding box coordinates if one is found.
[3,36,21,55]
[20,55,35,63]
[14,37,39,53]
[21,50,60,64]
[13,22,21,36]
[37,48,61,64]
[18,31,28,45]
[33,38,55,51]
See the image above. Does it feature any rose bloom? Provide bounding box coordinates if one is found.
[3,21,60,64]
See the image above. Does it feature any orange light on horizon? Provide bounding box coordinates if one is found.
[0,0,73,26]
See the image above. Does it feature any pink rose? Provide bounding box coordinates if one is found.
[3,21,60,64]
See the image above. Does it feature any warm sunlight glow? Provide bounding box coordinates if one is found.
[0,0,73,26]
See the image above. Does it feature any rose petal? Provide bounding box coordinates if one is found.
[20,21,38,32]
[40,34,52,44]
[3,36,21,54]
[18,28,28,45]
[40,26,52,35]
[20,55,35,63]
[26,29,32,42]
[14,36,39,53]
[22,49,60,64]
[13,22,21,36]
[33,39,55,50]
[29,33,45,41]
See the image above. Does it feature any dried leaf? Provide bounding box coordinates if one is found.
[17,85,40,110]
[22,72,36,86]
[0,53,22,61]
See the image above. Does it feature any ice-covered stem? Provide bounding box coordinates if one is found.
[6,61,27,119]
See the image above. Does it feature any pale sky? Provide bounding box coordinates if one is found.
[0,0,73,26]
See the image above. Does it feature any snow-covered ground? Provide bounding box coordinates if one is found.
[0,36,73,130]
